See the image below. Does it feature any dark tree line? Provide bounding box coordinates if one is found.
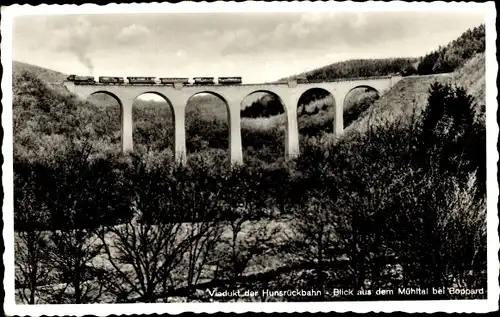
[241,94,285,118]
[417,25,485,75]
[282,58,416,82]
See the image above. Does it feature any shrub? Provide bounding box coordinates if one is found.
[241,94,284,118]
[14,140,134,231]
[417,82,486,196]
[132,105,174,151]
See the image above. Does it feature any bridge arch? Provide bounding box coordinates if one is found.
[132,91,174,109]
[187,91,231,115]
[297,87,336,134]
[343,85,380,128]
[185,91,231,157]
[241,89,287,117]
[132,92,175,153]
[345,85,380,99]
[89,90,123,107]
[240,90,287,163]
[87,90,124,150]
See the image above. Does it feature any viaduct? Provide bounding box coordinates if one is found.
[63,75,402,164]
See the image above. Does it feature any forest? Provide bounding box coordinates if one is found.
[417,24,485,75]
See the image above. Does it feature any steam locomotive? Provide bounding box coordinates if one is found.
[67,75,96,84]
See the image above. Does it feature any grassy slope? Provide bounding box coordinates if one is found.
[452,53,485,108]
[345,74,453,134]
[13,61,74,98]
[13,61,68,83]
[345,52,485,135]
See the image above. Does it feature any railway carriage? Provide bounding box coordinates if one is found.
[218,77,242,85]
[159,77,190,85]
[127,76,157,85]
[296,77,308,84]
[193,77,215,85]
[99,76,125,84]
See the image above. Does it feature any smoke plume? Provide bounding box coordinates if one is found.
[69,43,94,76]
[55,17,94,76]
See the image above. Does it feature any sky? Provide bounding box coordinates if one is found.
[13,11,484,84]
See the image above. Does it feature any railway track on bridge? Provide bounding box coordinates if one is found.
[72,75,398,87]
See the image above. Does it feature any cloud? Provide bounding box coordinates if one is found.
[216,12,444,56]
[116,24,151,43]
[175,49,187,58]
[13,12,485,82]
[218,13,350,55]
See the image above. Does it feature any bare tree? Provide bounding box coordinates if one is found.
[15,230,52,304]
[99,211,191,302]
[14,160,53,304]
[285,192,348,299]
[208,166,282,300]
[32,140,130,304]
[99,156,225,303]
[43,229,107,304]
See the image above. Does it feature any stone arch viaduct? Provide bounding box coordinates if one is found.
[63,75,402,164]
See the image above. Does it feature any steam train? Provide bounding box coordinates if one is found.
[66,75,245,85]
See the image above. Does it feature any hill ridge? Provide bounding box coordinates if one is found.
[283,24,484,83]
[13,61,68,83]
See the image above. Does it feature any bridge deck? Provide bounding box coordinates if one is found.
[70,75,396,87]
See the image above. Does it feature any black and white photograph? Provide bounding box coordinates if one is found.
[1,1,498,314]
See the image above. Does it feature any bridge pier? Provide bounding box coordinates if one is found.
[334,93,345,135]
[173,104,187,165]
[228,101,243,165]
[121,99,134,152]
[285,96,300,160]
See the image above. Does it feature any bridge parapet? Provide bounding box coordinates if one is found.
[66,75,397,88]
[296,75,397,84]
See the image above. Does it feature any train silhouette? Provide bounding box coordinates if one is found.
[66,75,244,85]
